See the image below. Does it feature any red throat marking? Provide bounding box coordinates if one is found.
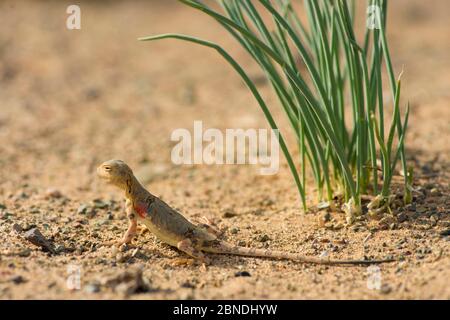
[135,204,147,218]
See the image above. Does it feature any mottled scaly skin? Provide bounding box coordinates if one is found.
[97,160,395,265]
[135,194,216,247]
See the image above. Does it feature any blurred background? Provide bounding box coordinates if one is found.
[0,0,448,299]
[0,0,449,192]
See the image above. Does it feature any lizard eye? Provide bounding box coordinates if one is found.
[103,166,111,171]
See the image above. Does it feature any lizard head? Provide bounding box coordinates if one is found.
[97,159,134,188]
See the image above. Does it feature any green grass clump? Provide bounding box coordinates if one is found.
[140,0,411,221]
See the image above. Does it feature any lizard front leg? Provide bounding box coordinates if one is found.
[119,199,138,244]
[106,199,137,246]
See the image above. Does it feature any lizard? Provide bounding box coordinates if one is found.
[96,159,395,265]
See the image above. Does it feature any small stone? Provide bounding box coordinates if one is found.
[102,267,151,295]
[429,188,441,196]
[252,208,264,216]
[76,246,85,255]
[45,188,63,199]
[92,199,109,209]
[84,283,101,293]
[379,216,395,227]
[234,271,251,277]
[12,223,23,233]
[85,87,101,101]
[230,227,239,234]
[24,228,56,254]
[430,215,439,224]
[119,244,129,252]
[222,211,237,218]
[317,211,331,227]
[77,204,89,215]
[317,202,330,210]
[10,275,26,284]
[416,206,427,214]
[180,281,196,288]
[55,244,66,254]
[406,211,419,219]
[380,284,392,294]
[17,248,31,257]
[397,213,407,223]
[115,253,124,261]
[0,203,6,210]
[333,223,344,230]
[131,248,140,258]
[346,215,355,225]
[256,234,270,242]
[110,246,118,256]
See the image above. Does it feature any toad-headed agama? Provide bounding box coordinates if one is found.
[97,160,394,265]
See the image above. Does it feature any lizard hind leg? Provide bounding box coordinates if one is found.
[176,238,211,265]
[198,216,223,238]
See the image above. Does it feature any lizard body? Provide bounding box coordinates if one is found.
[97,160,394,265]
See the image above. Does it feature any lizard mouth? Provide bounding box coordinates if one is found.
[98,175,112,183]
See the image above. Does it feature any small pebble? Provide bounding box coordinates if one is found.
[416,206,427,214]
[55,244,66,254]
[45,188,63,199]
[333,223,344,230]
[12,223,23,233]
[317,202,330,210]
[17,249,31,257]
[230,227,239,234]
[222,211,237,218]
[24,228,56,254]
[77,204,89,215]
[93,199,109,209]
[257,234,270,242]
[131,248,140,258]
[84,283,101,293]
[234,271,251,277]
[397,213,407,223]
[317,211,331,227]
[10,275,26,284]
[380,284,392,294]
[180,281,196,289]
[429,188,441,196]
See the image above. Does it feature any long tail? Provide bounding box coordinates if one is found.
[202,241,395,265]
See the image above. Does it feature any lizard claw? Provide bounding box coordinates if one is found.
[171,258,196,267]
[104,238,133,248]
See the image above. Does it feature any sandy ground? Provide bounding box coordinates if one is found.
[0,0,449,299]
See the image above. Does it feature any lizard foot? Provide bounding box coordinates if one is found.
[177,238,212,265]
[171,258,196,267]
[104,239,135,248]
